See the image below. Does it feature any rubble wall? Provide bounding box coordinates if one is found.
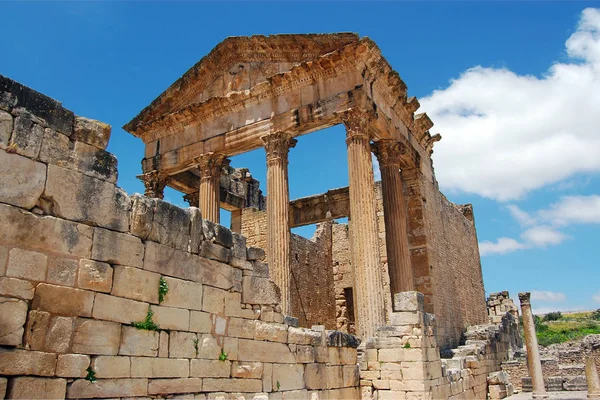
[0,75,361,400]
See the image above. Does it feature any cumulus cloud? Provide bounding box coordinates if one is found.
[479,237,527,256]
[520,226,568,247]
[507,205,536,227]
[531,290,567,303]
[421,8,600,201]
[538,195,600,226]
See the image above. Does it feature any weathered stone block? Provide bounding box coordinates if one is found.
[77,259,113,293]
[224,337,238,362]
[161,276,203,311]
[130,357,189,378]
[91,227,144,267]
[231,361,263,379]
[326,365,343,389]
[305,363,326,390]
[32,283,94,317]
[296,345,315,363]
[72,318,120,355]
[159,330,169,358]
[92,293,149,324]
[10,116,43,158]
[120,326,159,357]
[224,291,242,317]
[228,318,255,339]
[0,109,12,146]
[0,150,46,209]
[189,310,212,333]
[203,285,226,314]
[0,245,7,275]
[92,355,131,378]
[56,354,90,378]
[0,297,27,346]
[214,314,227,335]
[238,339,295,363]
[44,165,130,232]
[151,305,189,331]
[197,334,221,359]
[169,331,197,358]
[66,378,148,398]
[0,277,34,300]
[148,378,203,395]
[0,348,56,376]
[47,257,77,286]
[255,321,288,343]
[393,291,425,312]
[7,377,66,399]
[190,359,231,377]
[288,327,321,345]
[202,220,233,249]
[343,365,359,387]
[251,261,269,278]
[73,116,111,150]
[202,378,262,393]
[45,316,74,353]
[326,330,360,348]
[247,247,265,261]
[189,207,203,254]
[200,241,232,263]
[273,363,304,391]
[231,232,247,259]
[242,276,281,305]
[147,200,193,251]
[129,195,155,239]
[23,310,50,350]
[111,265,160,303]
[6,247,47,281]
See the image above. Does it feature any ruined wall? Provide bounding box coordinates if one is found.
[0,75,360,400]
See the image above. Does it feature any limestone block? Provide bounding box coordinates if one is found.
[288,327,321,345]
[47,257,77,286]
[73,116,111,150]
[0,277,34,300]
[242,276,281,305]
[326,330,360,348]
[305,364,327,390]
[148,378,203,395]
[255,321,288,343]
[151,305,189,331]
[169,331,197,358]
[342,365,359,387]
[224,291,242,317]
[111,265,160,303]
[393,291,425,312]
[66,378,148,398]
[56,354,90,377]
[92,293,148,324]
[147,200,193,251]
[252,261,269,278]
[238,339,295,363]
[91,227,144,267]
[0,245,7,275]
[44,165,131,232]
[203,221,233,249]
[339,347,358,365]
[23,310,50,350]
[189,207,203,254]
[0,204,93,258]
[0,109,12,146]
[231,361,263,379]
[326,365,343,389]
[202,378,262,393]
[389,311,422,326]
[32,283,94,317]
[200,241,232,263]
[197,334,221,359]
[77,259,113,293]
[45,316,74,353]
[271,364,305,391]
[247,247,265,261]
[161,276,204,311]
[190,359,231,377]
[263,362,273,393]
[144,241,238,291]
[230,257,252,271]
[373,379,390,389]
[223,337,238,361]
[159,331,169,358]
[7,377,66,399]
[0,150,46,209]
[92,355,131,378]
[203,285,226,314]
[6,248,47,281]
[72,318,121,355]
[130,357,189,378]
[213,314,227,335]
[0,297,27,346]
[378,390,407,400]
[129,195,155,239]
[10,116,43,158]
[120,326,158,357]
[231,232,247,259]
[190,311,212,333]
[228,318,256,339]
[0,348,56,376]
[296,345,315,363]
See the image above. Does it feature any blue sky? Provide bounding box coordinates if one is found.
[2,2,599,314]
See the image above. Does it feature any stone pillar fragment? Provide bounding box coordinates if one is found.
[183,192,200,208]
[195,152,226,224]
[261,131,296,315]
[518,292,548,399]
[586,356,600,399]
[342,109,386,339]
[137,170,167,199]
[372,139,413,296]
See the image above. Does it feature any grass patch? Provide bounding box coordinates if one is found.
[533,310,600,346]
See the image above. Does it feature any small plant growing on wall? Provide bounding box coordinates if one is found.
[403,342,411,349]
[219,349,228,361]
[193,337,199,357]
[85,366,96,383]
[131,307,160,331]
[158,277,169,303]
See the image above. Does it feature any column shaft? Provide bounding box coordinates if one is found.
[196,153,225,224]
[586,356,600,399]
[519,292,548,399]
[373,140,414,295]
[262,132,296,315]
[343,110,386,339]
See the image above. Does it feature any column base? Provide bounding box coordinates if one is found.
[532,393,549,399]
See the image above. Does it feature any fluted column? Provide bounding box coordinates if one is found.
[342,109,386,339]
[261,131,297,315]
[137,170,168,199]
[519,292,548,399]
[195,152,225,224]
[372,140,414,296]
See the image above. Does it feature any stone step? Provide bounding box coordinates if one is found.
[559,364,585,376]
[522,375,587,392]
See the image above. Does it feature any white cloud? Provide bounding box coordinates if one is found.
[520,226,568,247]
[421,8,600,201]
[507,205,536,227]
[593,293,600,303]
[538,195,600,226]
[531,290,566,303]
[479,237,527,256]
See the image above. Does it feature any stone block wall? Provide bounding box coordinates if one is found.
[0,75,361,400]
[487,291,519,324]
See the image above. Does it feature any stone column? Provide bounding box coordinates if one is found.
[372,140,413,296]
[518,292,548,399]
[586,356,600,399]
[196,152,225,224]
[261,131,297,315]
[137,170,167,199]
[342,109,386,339]
[183,192,199,208]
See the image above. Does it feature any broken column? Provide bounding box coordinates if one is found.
[372,139,413,295]
[195,152,225,223]
[261,131,296,316]
[586,356,600,399]
[342,109,386,339]
[518,292,548,399]
[137,170,167,199]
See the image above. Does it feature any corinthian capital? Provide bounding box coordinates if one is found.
[137,170,168,199]
[371,140,407,167]
[194,152,226,180]
[518,292,531,306]
[339,109,376,136]
[261,131,297,166]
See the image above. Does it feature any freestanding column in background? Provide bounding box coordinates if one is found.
[342,109,386,339]
[261,131,296,316]
[586,356,600,399]
[519,292,548,399]
[372,139,414,296]
[196,152,226,224]
[137,170,168,199]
